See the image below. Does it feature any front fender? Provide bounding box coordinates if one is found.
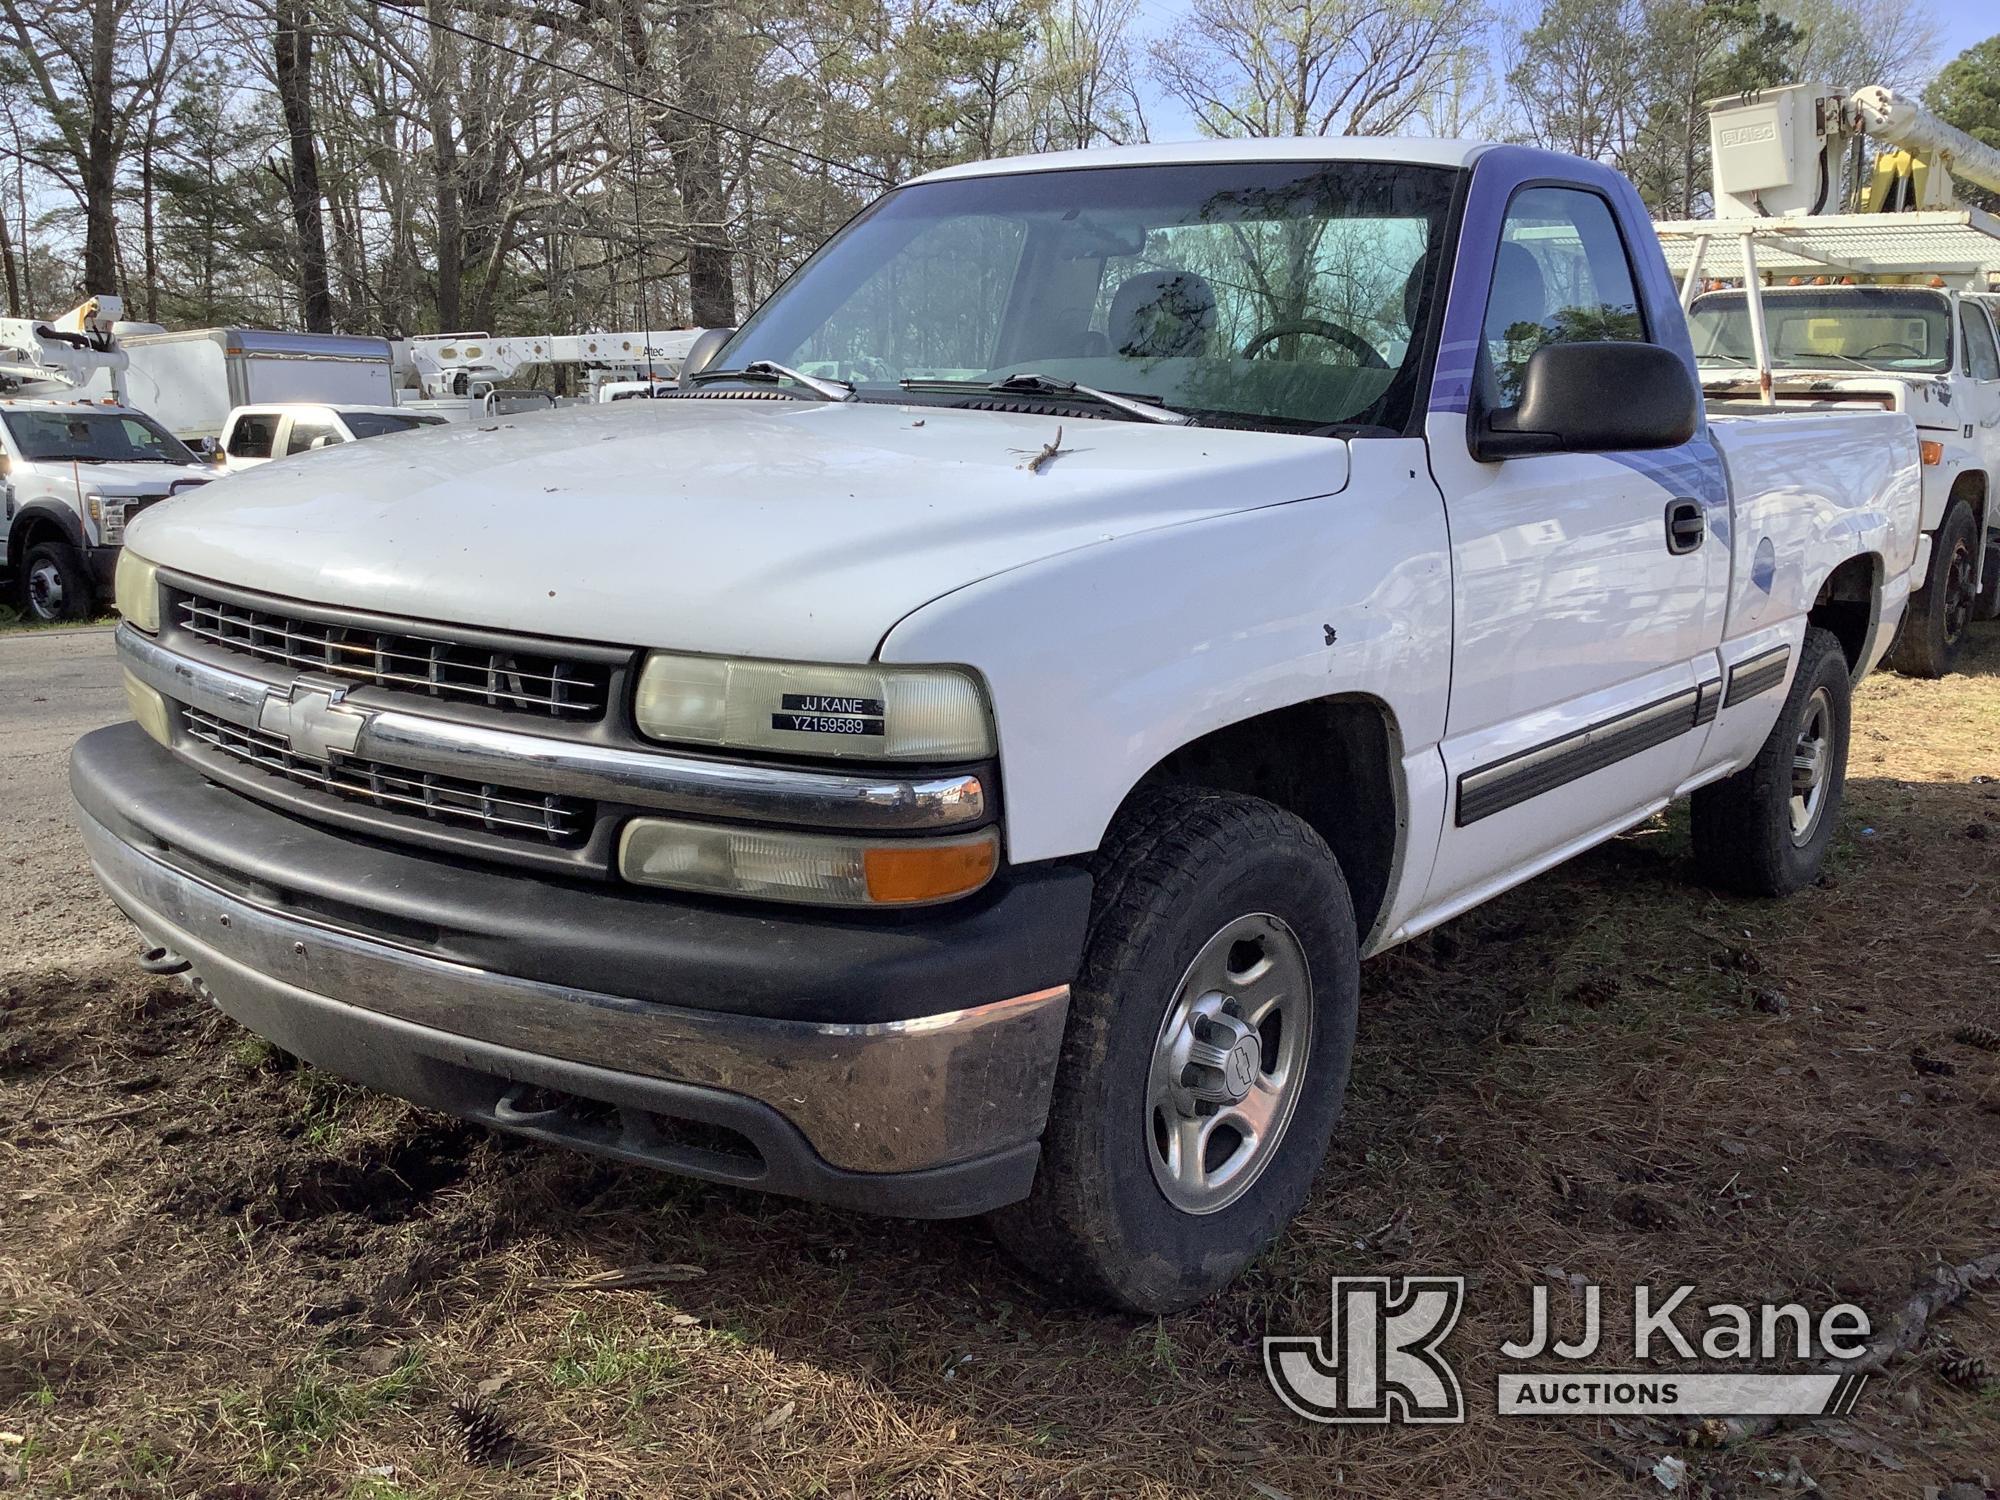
[878,438,1453,869]
[8,498,89,555]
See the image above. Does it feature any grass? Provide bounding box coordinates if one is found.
[1,626,1997,1497]
[0,601,120,634]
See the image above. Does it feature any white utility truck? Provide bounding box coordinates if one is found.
[214,402,449,475]
[0,297,212,621]
[80,138,1919,1311]
[82,326,398,448]
[1657,82,2000,676]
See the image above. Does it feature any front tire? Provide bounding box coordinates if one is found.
[990,787,1359,1313]
[1886,502,1977,677]
[1691,626,1851,897]
[19,539,94,624]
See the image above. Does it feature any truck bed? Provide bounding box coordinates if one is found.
[1708,408,1923,641]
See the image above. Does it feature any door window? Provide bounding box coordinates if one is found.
[284,418,342,455]
[1961,304,2000,381]
[226,414,278,458]
[1482,187,1646,405]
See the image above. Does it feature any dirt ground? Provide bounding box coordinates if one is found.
[3,627,1998,1499]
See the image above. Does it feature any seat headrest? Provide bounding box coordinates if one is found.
[1109,271,1217,359]
[1486,243,1548,339]
[1488,244,1544,340]
[1404,251,1431,331]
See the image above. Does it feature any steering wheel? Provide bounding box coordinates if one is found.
[1241,318,1388,368]
[1857,341,1924,359]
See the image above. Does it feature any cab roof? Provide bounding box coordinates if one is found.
[907,136,1488,186]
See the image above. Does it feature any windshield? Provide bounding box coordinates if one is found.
[716,161,1461,434]
[2,408,198,465]
[1687,288,1952,374]
[341,411,446,438]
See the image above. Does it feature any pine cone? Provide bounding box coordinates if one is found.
[1938,1353,1991,1390]
[447,1394,515,1466]
[1954,1023,2000,1052]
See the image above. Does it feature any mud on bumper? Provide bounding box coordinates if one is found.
[71,723,1090,1218]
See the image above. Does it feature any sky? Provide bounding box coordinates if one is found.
[1934,0,1996,62]
[1129,0,2000,146]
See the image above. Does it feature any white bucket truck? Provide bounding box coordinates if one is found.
[1658,82,2000,675]
[0,297,212,621]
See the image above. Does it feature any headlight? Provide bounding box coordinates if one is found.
[633,652,994,761]
[86,493,128,544]
[114,550,160,633]
[620,818,998,906]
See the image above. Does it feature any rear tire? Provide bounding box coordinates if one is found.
[19,539,93,623]
[1691,626,1851,897]
[990,786,1359,1314]
[1885,502,1977,677]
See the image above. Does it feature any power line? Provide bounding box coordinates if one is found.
[388,4,896,188]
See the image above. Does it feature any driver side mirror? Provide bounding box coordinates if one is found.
[679,326,736,387]
[1472,341,1698,462]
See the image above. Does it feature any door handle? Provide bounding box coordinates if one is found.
[1665,499,1705,555]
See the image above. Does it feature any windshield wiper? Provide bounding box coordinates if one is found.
[902,372,1194,425]
[689,360,854,401]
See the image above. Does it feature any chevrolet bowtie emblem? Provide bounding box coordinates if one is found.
[258,677,368,763]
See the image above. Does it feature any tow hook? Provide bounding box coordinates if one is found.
[136,943,191,976]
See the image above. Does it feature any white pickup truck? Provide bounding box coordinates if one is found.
[1,398,213,621]
[77,137,1919,1312]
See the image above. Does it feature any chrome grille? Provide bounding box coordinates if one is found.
[182,707,591,846]
[174,591,609,720]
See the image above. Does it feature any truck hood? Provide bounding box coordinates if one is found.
[37,459,212,500]
[127,397,1349,660]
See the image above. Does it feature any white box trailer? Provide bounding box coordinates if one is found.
[87,329,395,444]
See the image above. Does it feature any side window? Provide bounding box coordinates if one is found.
[1961,305,2000,381]
[1482,186,1646,406]
[285,418,341,455]
[227,414,277,458]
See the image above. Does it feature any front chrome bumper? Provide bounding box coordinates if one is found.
[79,799,1070,1214]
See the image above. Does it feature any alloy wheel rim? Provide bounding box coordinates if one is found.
[1145,912,1313,1216]
[27,559,64,621]
[1789,685,1833,846]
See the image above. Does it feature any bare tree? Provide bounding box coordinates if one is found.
[1150,0,1490,139]
[1771,0,1936,91]
[0,0,188,295]
[1032,0,1147,149]
[273,0,335,328]
[1505,0,1645,159]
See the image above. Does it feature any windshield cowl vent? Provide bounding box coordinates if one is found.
[658,389,798,402]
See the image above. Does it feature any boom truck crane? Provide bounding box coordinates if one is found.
[395,327,706,419]
[1656,84,2000,675]
[0,297,211,621]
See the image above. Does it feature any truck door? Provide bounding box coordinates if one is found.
[1421,159,1729,914]
[1959,301,2000,529]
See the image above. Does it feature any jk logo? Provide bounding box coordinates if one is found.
[1264,1276,1466,1424]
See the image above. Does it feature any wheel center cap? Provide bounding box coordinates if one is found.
[1222,1035,1260,1100]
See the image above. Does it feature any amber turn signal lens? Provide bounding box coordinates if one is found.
[122,669,172,747]
[620,818,998,907]
[863,836,999,905]
[1919,440,1944,466]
